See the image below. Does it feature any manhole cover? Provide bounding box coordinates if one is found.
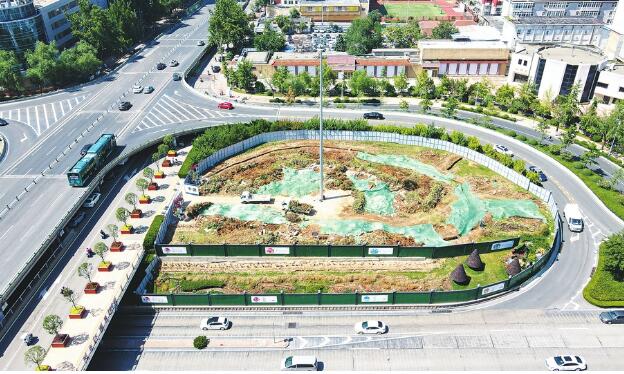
[287,322,297,329]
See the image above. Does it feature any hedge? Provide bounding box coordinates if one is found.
[583,242,624,307]
[143,214,165,252]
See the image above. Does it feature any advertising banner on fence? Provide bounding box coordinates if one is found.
[141,295,169,304]
[264,246,290,255]
[491,240,515,251]
[481,282,506,296]
[251,296,278,303]
[368,247,394,255]
[361,295,389,303]
[161,246,188,255]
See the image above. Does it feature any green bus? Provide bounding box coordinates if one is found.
[67,134,117,187]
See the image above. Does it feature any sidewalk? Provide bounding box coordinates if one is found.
[41,149,189,370]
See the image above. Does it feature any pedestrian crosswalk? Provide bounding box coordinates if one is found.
[0,94,88,136]
[132,94,249,133]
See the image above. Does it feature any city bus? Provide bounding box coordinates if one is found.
[67,134,117,187]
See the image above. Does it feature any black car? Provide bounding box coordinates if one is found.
[528,166,547,182]
[363,112,384,120]
[118,101,132,111]
[80,143,93,156]
[156,62,166,70]
[172,73,182,81]
[0,118,8,126]
[600,310,624,324]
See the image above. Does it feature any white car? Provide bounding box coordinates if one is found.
[494,144,514,157]
[132,85,143,94]
[200,317,231,330]
[281,356,318,371]
[82,193,101,208]
[354,320,387,334]
[545,355,587,371]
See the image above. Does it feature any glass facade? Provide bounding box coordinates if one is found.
[559,64,579,96]
[0,0,45,54]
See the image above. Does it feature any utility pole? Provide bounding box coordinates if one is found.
[319,8,325,201]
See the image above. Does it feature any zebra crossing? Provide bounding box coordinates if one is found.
[0,94,88,136]
[132,94,249,133]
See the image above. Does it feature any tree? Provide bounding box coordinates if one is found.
[60,286,78,308]
[495,84,515,109]
[334,34,346,52]
[24,346,46,371]
[311,61,337,95]
[69,0,119,57]
[116,207,130,226]
[442,97,459,117]
[78,262,94,283]
[106,223,119,242]
[25,41,61,88]
[253,26,285,53]
[399,99,409,111]
[136,177,149,195]
[393,73,408,96]
[431,21,458,39]
[344,14,382,55]
[469,79,493,106]
[194,335,209,349]
[274,15,293,34]
[348,69,376,96]
[603,231,624,279]
[93,242,109,262]
[43,315,63,336]
[383,21,421,48]
[412,70,435,99]
[208,0,251,51]
[580,148,600,168]
[143,167,155,183]
[0,50,23,95]
[125,192,138,211]
[58,41,102,84]
[162,134,174,149]
[228,59,255,92]
[420,97,432,113]
[271,66,290,93]
[517,82,538,115]
[606,100,624,153]
[552,85,580,131]
[107,0,141,52]
[289,7,300,18]
[536,120,549,144]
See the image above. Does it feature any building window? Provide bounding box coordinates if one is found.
[546,1,567,9]
[559,64,578,96]
[534,58,546,90]
[523,60,528,66]
[619,87,624,93]
[596,82,608,88]
[582,65,599,102]
[579,10,599,17]
[546,11,566,17]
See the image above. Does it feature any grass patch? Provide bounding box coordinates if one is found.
[381,3,445,18]
[583,244,624,307]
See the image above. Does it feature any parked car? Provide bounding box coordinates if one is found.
[218,102,234,110]
[172,73,182,81]
[0,118,8,126]
[599,310,624,324]
[200,317,232,330]
[69,211,86,227]
[545,356,587,371]
[363,112,384,120]
[211,65,221,73]
[169,60,179,67]
[132,85,143,94]
[494,144,514,157]
[354,320,388,335]
[528,166,547,182]
[197,40,205,46]
[144,86,154,94]
[118,101,132,111]
[281,356,318,371]
[82,192,101,208]
[80,143,93,156]
[156,62,166,70]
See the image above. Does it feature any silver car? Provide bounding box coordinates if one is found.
[354,320,388,334]
[545,355,587,371]
[200,317,231,330]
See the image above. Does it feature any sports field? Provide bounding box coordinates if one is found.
[381,3,445,18]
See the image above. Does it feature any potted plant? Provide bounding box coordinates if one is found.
[144,167,158,190]
[153,153,166,178]
[116,207,132,234]
[158,144,171,167]
[136,178,151,203]
[126,192,142,218]
[107,224,123,251]
[61,286,85,319]
[78,262,99,294]
[94,242,111,272]
[43,314,69,348]
[163,135,176,157]
[24,346,49,371]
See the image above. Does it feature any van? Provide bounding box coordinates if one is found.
[281,356,318,371]
[563,204,583,232]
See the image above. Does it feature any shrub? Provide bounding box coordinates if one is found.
[288,200,314,215]
[583,233,624,307]
[449,130,466,146]
[143,215,164,251]
[548,145,562,155]
[186,202,213,219]
[512,159,526,174]
[402,178,417,191]
[517,134,527,141]
[504,129,517,137]
[193,336,209,349]
[181,279,225,292]
[353,191,366,213]
[285,211,302,223]
[527,138,538,146]
[560,151,575,162]
[598,178,613,190]
[591,134,602,142]
[269,98,285,103]
[422,183,445,211]
[572,161,585,170]
[466,136,481,152]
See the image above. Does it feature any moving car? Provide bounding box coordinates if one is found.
[118,101,132,111]
[69,211,86,228]
[197,40,205,46]
[80,143,92,156]
[563,204,584,232]
[144,86,154,94]
[82,192,101,208]
[172,73,182,81]
[354,320,388,335]
[599,310,624,324]
[363,112,384,120]
[200,317,232,330]
[545,355,587,371]
[0,118,8,126]
[156,62,166,70]
[169,60,179,67]
[494,144,514,157]
[281,356,318,371]
[528,166,547,182]
[132,85,143,94]
[218,102,234,110]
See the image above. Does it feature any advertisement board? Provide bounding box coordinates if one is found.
[141,295,169,304]
[264,246,290,255]
[491,240,515,251]
[481,282,506,296]
[162,246,188,255]
[361,295,389,303]
[250,296,278,303]
[368,247,394,255]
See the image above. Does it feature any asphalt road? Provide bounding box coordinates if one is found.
[90,309,624,370]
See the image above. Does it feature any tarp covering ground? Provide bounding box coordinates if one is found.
[256,167,320,198]
[348,174,395,216]
[356,152,454,183]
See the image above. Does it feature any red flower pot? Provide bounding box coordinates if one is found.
[110,241,124,252]
[162,159,172,167]
[139,197,151,204]
[51,334,70,348]
[154,172,165,179]
[148,183,159,191]
[120,226,133,234]
[84,282,99,294]
[130,209,142,219]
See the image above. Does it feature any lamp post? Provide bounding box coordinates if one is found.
[319,7,325,201]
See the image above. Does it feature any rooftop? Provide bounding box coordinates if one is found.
[512,16,604,25]
[602,64,624,75]
[418,39,508,49]
[455,25,502,41]
[299,0,360,6]
[243,51,271,64]
[538,45,606,65]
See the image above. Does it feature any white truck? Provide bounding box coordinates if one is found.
[563,204,584,232]
[240,191,272,204]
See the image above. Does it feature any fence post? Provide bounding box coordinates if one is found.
[170,293,176,306]
[189,243,194,256]
[428,291,433,304]
[280,290,285,306]
[258,244,262,257]
[475,284,482,299]
[392,291,396,305]
[208,293,212,306]
[354,291,359,305]
[292,244,297,257]
[223,243,228,257]
[361,245,365,258]
[328,244,332,257]
[317,290,322,305]
[243,291,248,306]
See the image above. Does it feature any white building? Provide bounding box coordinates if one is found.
[593,65,624,104]
[602,0,624,60]
[507,45,607,102]
[36,0,108,48]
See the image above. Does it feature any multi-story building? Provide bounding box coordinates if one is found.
[418,40,510,77]
[602,0,624,60]
[35,0,108,49]
[593,64,624,104]
[471,0,503,16]
[298,0,368,21]
[0,0,46,54]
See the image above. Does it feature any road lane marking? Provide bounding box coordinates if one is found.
[20,133,28,142]
[51,102,58,122]
[43,104,50,129]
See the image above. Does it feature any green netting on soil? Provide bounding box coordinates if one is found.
[202,203,287,224]
[311,219,447,246]
[256,167,320,198]
[348,174,395,216]
[356,152,454,183]
[483,200,545,221]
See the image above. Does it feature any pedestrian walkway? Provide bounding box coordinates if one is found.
[0,94,88,136]
[40,148,188,371]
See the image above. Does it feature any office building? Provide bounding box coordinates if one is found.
[0,0,46,54]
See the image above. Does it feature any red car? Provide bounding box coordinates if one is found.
[218,102,234,110]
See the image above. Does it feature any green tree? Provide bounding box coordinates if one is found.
[93,242,109,262]
[69,0,119,57]
[0,50,23,95]
[25,41,61,88]
[603,231,624,279]
[271,66,290,93]
[229,59,256,92]
[42,315,63,336]
[442,97,459,117]
[24,346,46,371]
[78,262,94,283]
[580,148,600,168]
[393,73,408,96]
[116,207,130,226]
[517,82,538,115]
[108,0,141,51]
[143,167,155,183]
[383,21,421,48]
[125,192,138,211]
[412,70,435,99]
[552,85,581,131]
[136,177,149,195]
[58,41,102,84]
[606,100,624,153]
[469,79,493,106]
[348,69,375,96]
[106,223,119,242]
[431,21,458,39]
[311,61,337,95]
[495,84,515,109]
[334,34,346,52]
[274,15,293,34]
[162,134,174,149]
[289,7,300,18]
[60,286,78,308]
[208,0,251,51]
[253,26,285,53]
[399,99,409,111]
[344,15,382,55]
[420,97,432,113]
[536,120,549,144]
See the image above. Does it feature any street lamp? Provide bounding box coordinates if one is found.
[318,7,325,202]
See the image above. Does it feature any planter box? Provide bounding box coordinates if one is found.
[154,172,165,179]
[51,333,70,348]
[167,150,177,157]
[120,226,133,234]
[84,282,99,294]
[110,241,124,252]
[69,306,86,319]
[35,365,51,371]
[139,196,151,204]
[148,182,159,191]
[162,159,172,167]
[130,209,142,219]
[98,262,112,272]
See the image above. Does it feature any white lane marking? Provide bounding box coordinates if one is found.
[20,133,28,142]
[26,107,31,131]
[16,108,20,122]
[152,106,174,123]
[66,98,74,111]
[60,100,66,116]
[155,103,180,122]
[74,97,80,105]
[570,233,580,242]
[35,106,41,134]
[160,97,191,121]
[51,102,58,122]
[43,103,50,129]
